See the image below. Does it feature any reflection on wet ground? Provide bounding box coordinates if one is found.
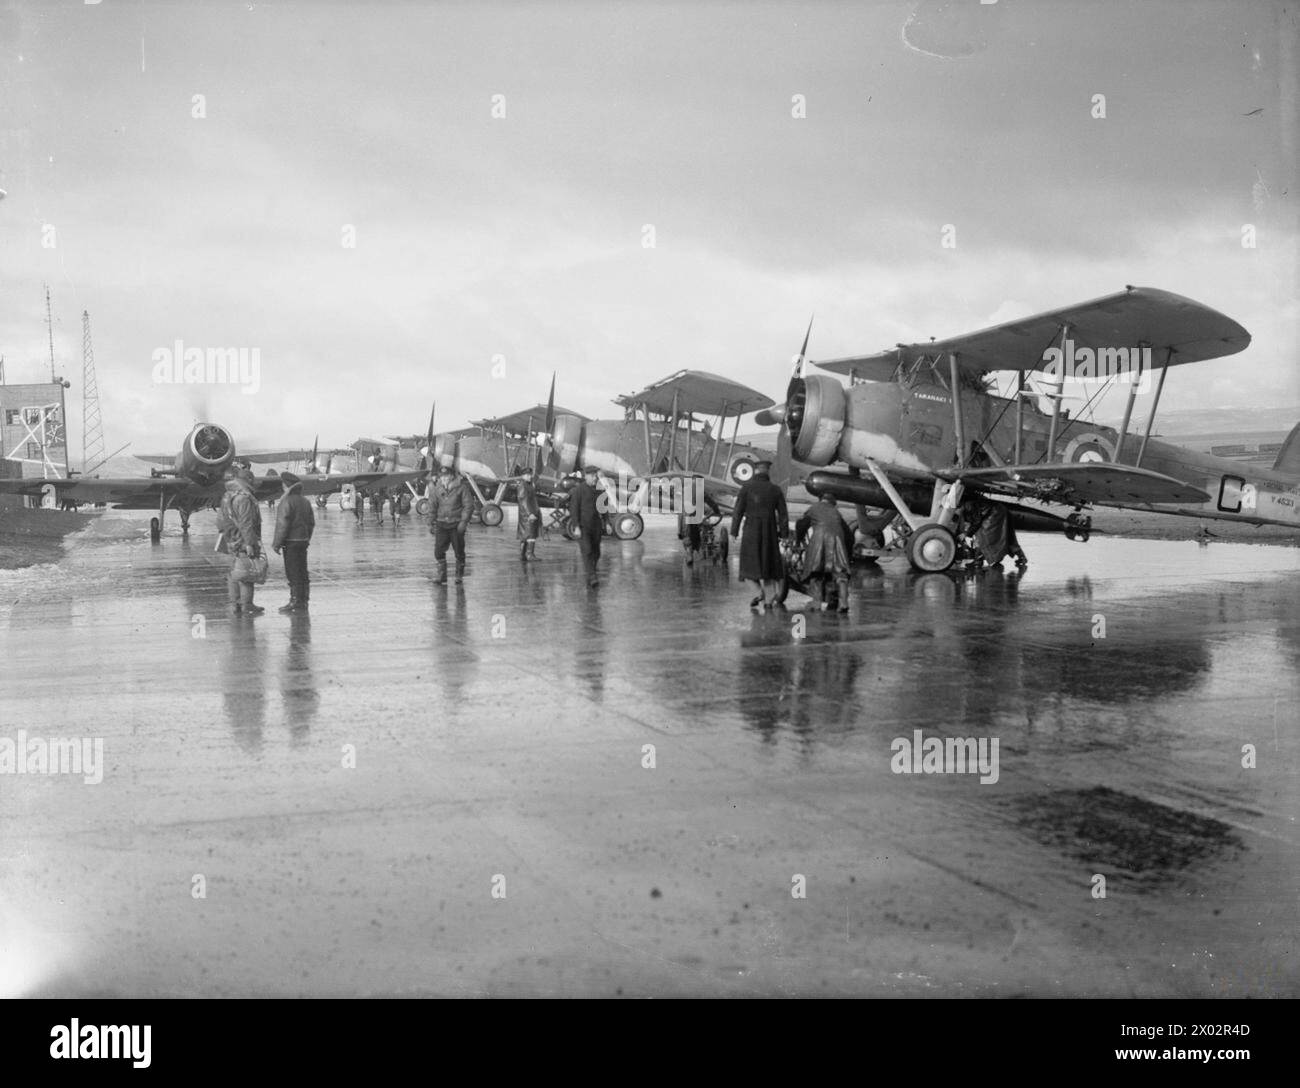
[0,511,1296,996]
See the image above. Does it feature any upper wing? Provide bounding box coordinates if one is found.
[815,286,1251,378]
[0,475,218,509]
[472,404,589,433]
[941,462,1211,506]
[614,370,775,416]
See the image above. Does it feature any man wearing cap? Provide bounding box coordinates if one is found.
[730,458,788,609]
[428,463,473,584]
[219,466,265,616]
[272,471,316,613]
[568,465,605,588]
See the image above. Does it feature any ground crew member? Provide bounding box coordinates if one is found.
[272,471,315,613]
[428,464,473,584]
[568,465,604,588]
[730,458,788,609]
[516,467,542,561]
[219,466,265,616]
[795,493,851,612]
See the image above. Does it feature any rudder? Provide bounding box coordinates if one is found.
[1272,422,1300,475]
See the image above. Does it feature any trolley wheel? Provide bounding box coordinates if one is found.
[905,522,958,573]
[612,512,644,540]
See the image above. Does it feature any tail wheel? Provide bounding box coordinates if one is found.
[905,523,957,573]
[613,512,643,540]
[480,502,504,527]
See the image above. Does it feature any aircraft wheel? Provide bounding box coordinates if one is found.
[562,518,581,541]
[480,502,504,527]
[415,497,430,518]
[316,495,327,509]
[906,523,957,573]
[612,512,643,540]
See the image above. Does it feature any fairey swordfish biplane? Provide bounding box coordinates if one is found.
[0,424,426,533]
[758,286,1299,573]
[427,371,794,552]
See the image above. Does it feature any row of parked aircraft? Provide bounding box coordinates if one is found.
[4,286,1297,572]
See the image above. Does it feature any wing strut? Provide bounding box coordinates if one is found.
[1014,371,1025,464]
[1135,349,1171,468]
[707,399,726,479]
[1113,341,1149,463]
[1045,324,1070,457]
[949,352,967,468]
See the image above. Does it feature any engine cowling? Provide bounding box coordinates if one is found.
[786,375,845,466]
[181,423,234,484]
[550,414,584,475]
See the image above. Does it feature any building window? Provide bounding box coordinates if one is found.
[4,409,20,425]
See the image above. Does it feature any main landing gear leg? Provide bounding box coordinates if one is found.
[862,458,961,573]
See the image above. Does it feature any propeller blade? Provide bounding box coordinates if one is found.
[793,315,814,379]
[536,373,556,475]
[309,434,319,474]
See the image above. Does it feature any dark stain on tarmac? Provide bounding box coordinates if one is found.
[1006,786,1244,882]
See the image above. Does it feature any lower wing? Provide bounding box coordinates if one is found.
[941,463,1210,506]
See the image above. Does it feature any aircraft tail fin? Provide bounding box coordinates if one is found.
[1272,422,1300,476]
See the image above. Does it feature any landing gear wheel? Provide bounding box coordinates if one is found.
[316,495,327,509]
[415,497,430,518]
[716,526,729,563]
[480,502,504,527]
[562,518,581,541]
[612,512,643,540]
[906,523,957,573]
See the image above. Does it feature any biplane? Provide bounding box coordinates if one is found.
[542,369,793,542]
[0,423,425,533]
[759,286,1298,572]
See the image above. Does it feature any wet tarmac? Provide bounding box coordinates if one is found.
[1,509,1296,996]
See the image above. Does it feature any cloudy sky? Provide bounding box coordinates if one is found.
[0,0,1295,460]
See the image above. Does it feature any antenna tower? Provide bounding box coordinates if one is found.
[82,310,106,473]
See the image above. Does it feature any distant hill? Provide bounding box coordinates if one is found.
[1101,406,1300,437]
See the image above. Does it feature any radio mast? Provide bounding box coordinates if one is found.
[82,310,106,473]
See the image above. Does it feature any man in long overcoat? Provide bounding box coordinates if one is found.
[730,459,788,609]
[516,468,542,561]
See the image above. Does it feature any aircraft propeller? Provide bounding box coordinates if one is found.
[536,373,556,477]
[754,315,813,428]
[421,402,437,476]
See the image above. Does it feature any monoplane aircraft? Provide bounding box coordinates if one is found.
[758,286,1297,572]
